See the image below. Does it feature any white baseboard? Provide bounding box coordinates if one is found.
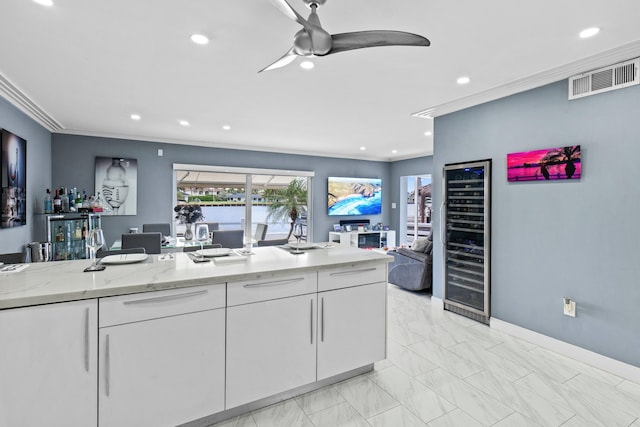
[430,296,444,310]
[490,317,640,384]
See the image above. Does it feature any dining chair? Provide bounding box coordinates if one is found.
[211,230,244,248]
[142,223,171,237]
[257,238,289,247]
[96,247,147,258]
[0,252,26,264]
[254,223,268,241]
[121,232,162,254]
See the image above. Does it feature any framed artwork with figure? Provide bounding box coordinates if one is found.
[95,157,137,215]
[1,129,27,228]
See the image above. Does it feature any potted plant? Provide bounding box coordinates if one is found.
[263,178,308,240]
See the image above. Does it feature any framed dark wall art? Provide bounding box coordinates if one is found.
[95,157,138,215]
[1,129,27,228]
[507,145,581,182]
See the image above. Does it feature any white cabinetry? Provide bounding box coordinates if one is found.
[317,264,387,380]
[329,230,396,248]
[226,273,318,409]
[0,299,97,427]
[98,285,225,427]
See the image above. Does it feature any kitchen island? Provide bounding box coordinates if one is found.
[0,245,391,427]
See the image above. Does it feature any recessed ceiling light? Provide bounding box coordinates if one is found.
[300,61,315,70]
[457,76,470,85]
[424,131,432,136]
[130,114,141,121]
[360,146,366,151]
[33,0,53,6]
[579,27,600,39]
[222,125,231,131]
[190,34,209,45]
[179,120,190,127]
[392,150,398,154]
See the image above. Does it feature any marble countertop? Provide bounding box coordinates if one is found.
[0,246,392,310]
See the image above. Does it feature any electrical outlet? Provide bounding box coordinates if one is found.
[563,298,576,317]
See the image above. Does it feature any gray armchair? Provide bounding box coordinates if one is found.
[388,246,432,291]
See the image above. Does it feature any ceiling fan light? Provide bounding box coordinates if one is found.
[579,27,600,38]
[300,61,315,70]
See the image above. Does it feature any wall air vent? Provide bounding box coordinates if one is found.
[568,58,639,100]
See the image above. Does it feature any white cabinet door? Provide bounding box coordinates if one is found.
[226,294,317,409]
[317,282,387,380]
[0,299,97,427]
[99,309,225,427]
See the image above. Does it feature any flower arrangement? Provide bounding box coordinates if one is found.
[174,203,203,224]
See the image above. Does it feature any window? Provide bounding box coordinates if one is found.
[173,164,313,243]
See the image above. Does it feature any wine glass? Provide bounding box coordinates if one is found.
[195,224,209,257]
[85,228,105,271]
[292,219,303,254]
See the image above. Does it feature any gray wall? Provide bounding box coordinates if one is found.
[433,80,640,367]
[389,156,433,244]
[0,97,51,254]
[51,134,392,246]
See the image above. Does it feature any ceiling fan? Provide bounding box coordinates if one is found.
[260,0,430,72]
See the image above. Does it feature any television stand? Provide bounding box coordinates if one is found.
[328,230,396,249]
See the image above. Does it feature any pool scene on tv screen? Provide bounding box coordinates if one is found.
[328,177,382,216]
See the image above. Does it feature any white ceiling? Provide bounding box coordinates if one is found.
[1,0,640,161]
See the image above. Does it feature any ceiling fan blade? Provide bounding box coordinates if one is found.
[259,48,299,73]
[267,0,314,33]
[329,31,430,55]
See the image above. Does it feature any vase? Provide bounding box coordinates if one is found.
[184,223,193,241]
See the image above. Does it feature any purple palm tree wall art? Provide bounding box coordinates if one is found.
[507,145,581,182]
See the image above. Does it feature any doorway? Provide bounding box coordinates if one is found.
[399,175,432,246]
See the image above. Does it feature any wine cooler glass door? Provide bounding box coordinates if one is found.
[443,160,491,323]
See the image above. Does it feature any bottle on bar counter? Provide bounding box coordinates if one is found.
[44,188,53,214]
[60,187,70,212]
[53,189,62,213]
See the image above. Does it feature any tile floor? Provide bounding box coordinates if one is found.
[213,284,640,426]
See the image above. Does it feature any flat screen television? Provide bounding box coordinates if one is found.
[328,177,382,216]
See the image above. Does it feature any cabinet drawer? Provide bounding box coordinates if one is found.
[227,272,317,306]
[318,262,387,292]
[99,284,225,327]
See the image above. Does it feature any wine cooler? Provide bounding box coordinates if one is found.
[40,213,102,261]
[442,160,491,324]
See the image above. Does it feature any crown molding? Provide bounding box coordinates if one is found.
[413,39,640,119]
[0,73,62,131]
[56,128,397,162]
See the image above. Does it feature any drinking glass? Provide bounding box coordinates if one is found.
[85,228,105,271]
[292,220,303,254]
[195,224,209,256]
